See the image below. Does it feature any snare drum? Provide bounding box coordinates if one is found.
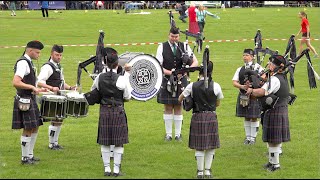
[66,92,89,118]
[40,95,67,120]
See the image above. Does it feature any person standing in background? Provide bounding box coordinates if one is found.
[41,1,49,18]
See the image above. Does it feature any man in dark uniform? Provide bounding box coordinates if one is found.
[174,3,188,23]
[246,55,290,172]
[178,61,224,179]
[232,49,264,145]
[37,45,76,150]
[156,26,198,141]
[90,47,132,177]
[12,40,44,164]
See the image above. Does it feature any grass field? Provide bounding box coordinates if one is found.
[0,7,319,179]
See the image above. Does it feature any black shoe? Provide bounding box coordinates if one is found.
[49,144,60,150]
[243,138,250,145]
[30,156,40,162]
[175,134,182,142]
[196,170,204,179]
[21,157,34,165]
[113,172,124,177]
[263,162,272,169]
[267,164,281,172]
[104,172,111,176]
[204,169,212,179]
[55,144,64,149]
[164,135,172,141]
[248,138,256,145]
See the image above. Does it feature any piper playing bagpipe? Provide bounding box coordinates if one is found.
[232,48,264,145]
[155,26,198,142]
[178,46,224,179]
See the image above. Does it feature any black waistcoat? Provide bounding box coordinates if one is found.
[98,71,124,106]
[192,80,217,113]
[238,64,255,93]
[162,41,185,74]
[274,73,289,107]
[14,56,36,96]
[43,62,62,88]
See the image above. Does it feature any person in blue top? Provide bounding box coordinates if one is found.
[196,4,220,40]
[41,1,49,18]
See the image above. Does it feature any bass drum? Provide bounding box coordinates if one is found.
[118,52,163,101]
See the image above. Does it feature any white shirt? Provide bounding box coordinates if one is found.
[37,59,64,85]
[232,61,264,81]
[91,68,132,100]
[156,41,193,65]
[261,75,281,95]
[182,78,224,100]
[15,54,33,79]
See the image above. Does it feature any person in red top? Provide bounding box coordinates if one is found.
[186,2,199,34]
[296,11,318,58]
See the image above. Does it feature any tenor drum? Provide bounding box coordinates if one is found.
[66,92,89,118]
[40,95,67,120]
[118,52,163,101]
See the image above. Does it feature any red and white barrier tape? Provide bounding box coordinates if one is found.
[1,38,319,49]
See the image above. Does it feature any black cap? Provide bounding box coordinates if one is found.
[104,47,118,63]
[26,40,44,50]
[243,49,254,56]
[170,26,180,34]
[269,55,286,67]
[52,44,63,53]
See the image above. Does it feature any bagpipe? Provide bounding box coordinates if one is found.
[169,10,203,54]
[253,29,279,66]
[167,46,211,98]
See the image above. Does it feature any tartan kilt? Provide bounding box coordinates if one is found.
[12,95,43,129]
[189,112,220,151]
[189,21,200,34]
[262,106,290,144]
[157,76,188,105]
[97,105,129,146]
[236,93,261,118]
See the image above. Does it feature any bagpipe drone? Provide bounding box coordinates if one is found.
[244,31,319,109]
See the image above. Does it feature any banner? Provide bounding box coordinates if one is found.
[28,1,66,10]
[264,1,285,5]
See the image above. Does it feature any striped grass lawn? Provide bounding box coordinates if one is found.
[0,7,319,179]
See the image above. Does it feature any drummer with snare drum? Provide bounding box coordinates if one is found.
[37,45,76,150]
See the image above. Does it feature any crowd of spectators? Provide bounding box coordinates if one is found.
[0,1,319,11]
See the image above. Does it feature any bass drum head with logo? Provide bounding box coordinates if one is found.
[127,54,163,101]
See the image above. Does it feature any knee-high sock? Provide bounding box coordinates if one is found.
[279,143,282,154]
[195,151,205,175]
[21,136,31,160]
[269,145,281,167]
[204,149,215,175]
[174,115,183,137]
[101,145,111,173]
[164,114,173,137]
[113,146,124,174]
[54,126,62,145]
[250,121,260,140]
[29,133,38,158]
[110,145,115,158]
[49,125,58,145]
[244,120,251,139]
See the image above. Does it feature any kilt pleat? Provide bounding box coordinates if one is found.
[236,93,261,118]
[189,112,220,150]
[262,106,290,144]
[97,105,129,146]
[157,76,188,105]
[12,96,43,129]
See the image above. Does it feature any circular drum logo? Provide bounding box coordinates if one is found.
[129,55,162,101]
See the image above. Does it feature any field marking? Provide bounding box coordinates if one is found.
[0,38,319,49]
